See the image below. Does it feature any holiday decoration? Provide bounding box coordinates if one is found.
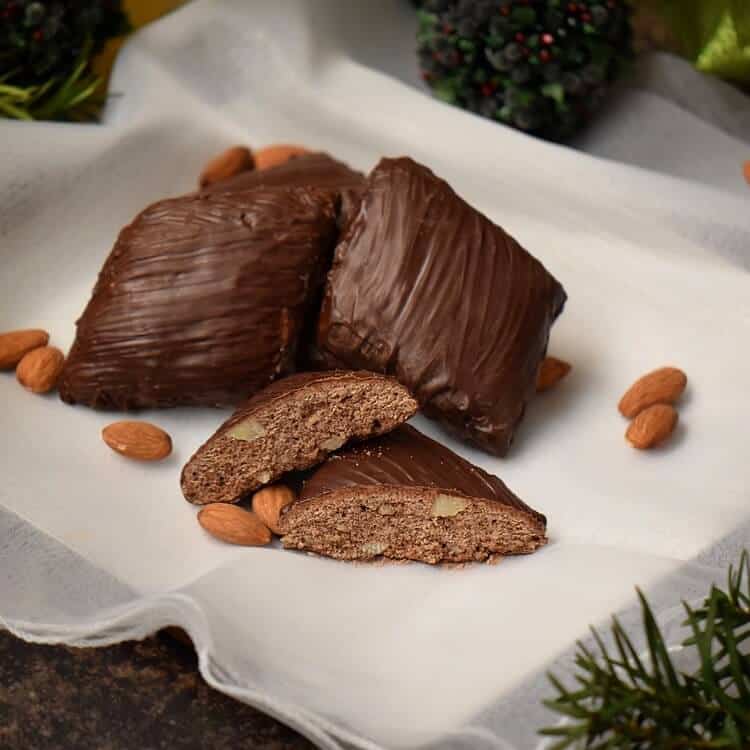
[417,0,633,141]
[0,1,130,121]
[542,551,750,748]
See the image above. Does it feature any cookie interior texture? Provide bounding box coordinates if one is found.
[280,487,546,564]
[280,425,547,564]
[181,372,418,505]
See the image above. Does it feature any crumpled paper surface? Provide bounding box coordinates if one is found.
[1,2,749,748]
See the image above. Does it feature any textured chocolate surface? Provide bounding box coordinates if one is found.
[314,157,567,456]
[181,370,418,504]
[59,187,338,409]
[298,424,545,526]
[201,152,364,197]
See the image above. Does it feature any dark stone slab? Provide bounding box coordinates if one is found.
[0,629,314,750]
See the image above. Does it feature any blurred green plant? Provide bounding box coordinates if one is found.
[0,1,130,121]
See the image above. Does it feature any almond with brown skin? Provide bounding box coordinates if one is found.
[626,404,678,449]
[536,356,571,392]
[16,346,65,393]
[197,504,272,546]
[252,485,297,535]
[102,421,172,461]
[199,145,254,188]
[618,366,687,418]
[254,144,309,171]
[0,329,49,369]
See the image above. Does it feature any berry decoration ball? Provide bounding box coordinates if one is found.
[417,0,633,142]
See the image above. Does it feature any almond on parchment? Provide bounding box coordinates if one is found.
[626,404,678,450]
[198,503,272,546]
[618,366,687,418]
[0,329,49,369]
[254,144,309,171]
[16,346,65,393]
[102,421,172,461]
[536,356,572,392]
[198,145,254,188]
[252,485,297,535]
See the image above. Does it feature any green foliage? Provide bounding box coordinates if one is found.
[541,551,750,748]
[0,1,130,121]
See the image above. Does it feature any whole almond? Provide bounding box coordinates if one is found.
[102,421,172,461]
[198,504,272,546]
[254,144,309,171]
[16,346,65,393]
[626,404,678,449]
[0,329,49,369]
[618,366,687,418]
[536,356,572,392]
[199,145,254,188]
[252,485,297,535]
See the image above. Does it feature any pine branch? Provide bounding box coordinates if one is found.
[0,1,130,122]
[540,551,750,748]
[0,42,105,122]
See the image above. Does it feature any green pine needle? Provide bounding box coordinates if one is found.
[0,41,106,123]
[541,551,750,748]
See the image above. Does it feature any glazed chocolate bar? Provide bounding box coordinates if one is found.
[59,187,338,409]
[280,424,547,563]
[181,371,418,504]
[313,157,567,455]
[200,151,364,196]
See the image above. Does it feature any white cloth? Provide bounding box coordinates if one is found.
[1,2,749,748]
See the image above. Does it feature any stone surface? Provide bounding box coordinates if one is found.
[0,629,313,750]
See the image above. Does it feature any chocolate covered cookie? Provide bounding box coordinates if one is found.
[200,151,364,196]
[313,157,567,456]
[59,187,338,409]
[280,425,547,563]
[181,371,418,505]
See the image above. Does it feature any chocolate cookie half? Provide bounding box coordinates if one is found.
[181,371,418,505]
[313,157,567,456]
[280,425,547,564]
[59,187,338,410]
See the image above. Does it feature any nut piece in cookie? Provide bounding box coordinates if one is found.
[280,425,547,564]
[181,371,418,505]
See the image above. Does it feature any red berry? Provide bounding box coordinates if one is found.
[515,32,526,43]
[581,12,592,22]
[481,83,495,97]
[542,33,555,45]
[33,29,44,42]
[443,23,453,33]
[539,49,551,62]
[500,6,510,16]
